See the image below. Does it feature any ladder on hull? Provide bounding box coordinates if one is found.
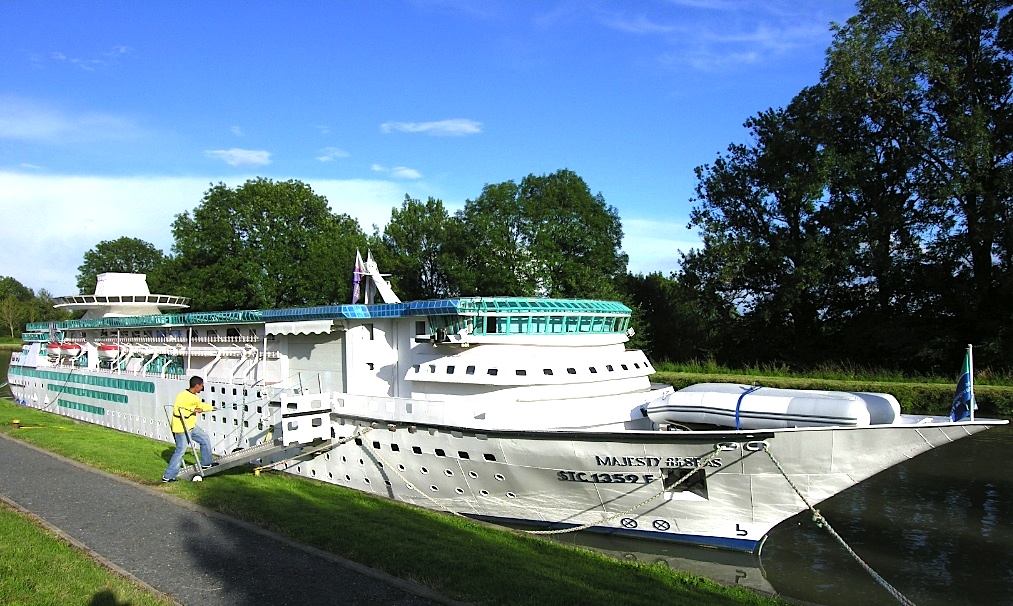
[178,438,329,481]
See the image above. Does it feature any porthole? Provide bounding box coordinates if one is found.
[469,471,478,478]
[421,467,429,474]
[358,458,364,466]
[516,369,526,376]
[435,448,446,457]
[344,475,351,481]
[455,487,465,495]
[364,478,371,485]
[480,489,490,496]
[484,453,497,462]
[458,451,470,459]
[398,464,406,471]
[589,367,597,374]
[506,492,516,498]
[444,469,454,477]
[495,473,505,481]
[430,485,439,492]
[391,444,400,452]
[412,446,422,455]
[567,368,576,374]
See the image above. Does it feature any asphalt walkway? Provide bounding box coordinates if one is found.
[0,434,465,606]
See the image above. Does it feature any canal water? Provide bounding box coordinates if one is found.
[554,423,1013,606]
[2,351,1009,605]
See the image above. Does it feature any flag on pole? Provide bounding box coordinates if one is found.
[949,345,976,422]
[351,250,365,304]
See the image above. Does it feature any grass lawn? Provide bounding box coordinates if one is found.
[0,501,177,606]
[0,399,784,606]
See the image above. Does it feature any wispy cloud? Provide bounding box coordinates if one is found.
[316,147,350,162]
[0,96,143,143]
[47,45,133,72]
[380,118,482,136]
[230,125,243,136]
[597,1,839,72]
[204,148,272,167]
[371,164,422,179]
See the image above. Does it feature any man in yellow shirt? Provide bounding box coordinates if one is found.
[162,376,216,482]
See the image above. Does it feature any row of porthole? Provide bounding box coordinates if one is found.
[414,361,648,377]
[303,466,518,499]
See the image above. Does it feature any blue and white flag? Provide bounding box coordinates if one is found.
[949,346,976,422]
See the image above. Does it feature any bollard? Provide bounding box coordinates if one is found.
[12,419,20,429]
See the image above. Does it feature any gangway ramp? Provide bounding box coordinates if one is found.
[178,438,332,481]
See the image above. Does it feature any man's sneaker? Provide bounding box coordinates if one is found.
[203,462,219,469]
[161,477,177,483]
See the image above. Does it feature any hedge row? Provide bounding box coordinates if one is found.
[651,372,1013,419]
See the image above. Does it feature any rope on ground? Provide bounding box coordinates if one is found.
[762,443,917,606]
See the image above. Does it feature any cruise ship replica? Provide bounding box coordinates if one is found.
[7,254,1006,552]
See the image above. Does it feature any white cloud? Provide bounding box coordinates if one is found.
[0,173,415,296]
[204,148,272,167]
[371,164,422,179]
[316,146,350,162]
[0,96,143,143]
[230,125,243,136]
[380,118,483,136]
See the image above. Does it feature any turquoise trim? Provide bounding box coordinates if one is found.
[9,366,154,393]
[48,384,128,404]
[57,400,106,415]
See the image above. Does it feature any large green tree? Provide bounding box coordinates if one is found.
[449,169,627,298]
[168,178,368,311]
[381,195,453,300]
[819,0,1013,365]
[684,92,832,363]
[76,237,166,295]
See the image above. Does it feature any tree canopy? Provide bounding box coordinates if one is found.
[76,237,166,295]
[446,169,627,299]
[167,178,369,311]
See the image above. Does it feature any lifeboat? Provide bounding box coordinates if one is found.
[645,383,901,429]
[45,342,62,358]
[97,344,120,360]
[60,342,83,357]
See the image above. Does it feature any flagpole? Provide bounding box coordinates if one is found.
[968,343,974,422]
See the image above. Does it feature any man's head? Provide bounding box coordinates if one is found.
[189,376,204,393]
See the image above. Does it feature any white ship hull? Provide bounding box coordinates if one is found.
[7,268,1004,552]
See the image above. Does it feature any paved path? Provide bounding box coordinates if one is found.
[0,434,465,606]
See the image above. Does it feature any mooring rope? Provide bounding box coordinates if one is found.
[762,443,918,606]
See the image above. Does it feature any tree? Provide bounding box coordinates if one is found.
[449,169,627,298]
[685,92,831,363]
[168,178,368,311]
[0,276,33,302]
[0,296,27,338]
[381,195,454,300]
[76,237,166,295]
[819,0,1013,366]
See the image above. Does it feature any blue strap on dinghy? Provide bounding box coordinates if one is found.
[735,385,763,430]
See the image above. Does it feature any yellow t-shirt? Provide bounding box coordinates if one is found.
[170,389,209,434]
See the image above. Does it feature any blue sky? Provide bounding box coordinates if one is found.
[1,0,857,298]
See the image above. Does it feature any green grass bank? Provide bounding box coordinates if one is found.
[0,399,783,606]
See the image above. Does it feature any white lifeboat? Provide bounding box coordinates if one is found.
[60,342,83,357]
[645,383,901,429]
[46,342,62,358]
[97,344,120,360]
